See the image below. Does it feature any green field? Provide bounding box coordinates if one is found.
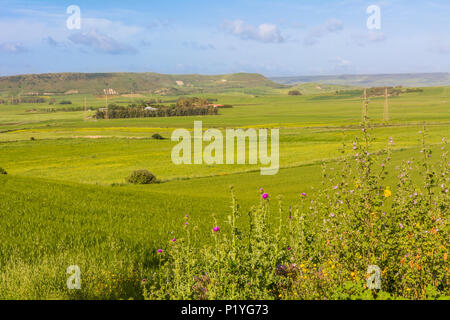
[0,84,449,299]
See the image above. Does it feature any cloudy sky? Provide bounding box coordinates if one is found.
[0,0,449,76]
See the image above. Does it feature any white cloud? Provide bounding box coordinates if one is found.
[0,42,28,53]
[68,30,137,55]
[351,31,387,47]
[223,20,284,43]
[304,19,344,46]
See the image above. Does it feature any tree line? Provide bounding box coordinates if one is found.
[95,104,219,119]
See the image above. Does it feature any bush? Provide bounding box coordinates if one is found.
[288,90,302,96]
[59,100,72,105]
[152,133,164,140]
[0,167,7,175]
[126,170,157,185]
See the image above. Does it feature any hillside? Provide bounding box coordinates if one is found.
[271,73,450,88]
[0,72,286,95]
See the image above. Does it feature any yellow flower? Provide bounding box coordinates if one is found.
[384,188,392,198]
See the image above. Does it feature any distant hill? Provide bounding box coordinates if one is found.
[0,72,286,95]
[270,73,450,88]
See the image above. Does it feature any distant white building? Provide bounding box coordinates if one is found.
[103,88,118,95]
[145,106,158,111]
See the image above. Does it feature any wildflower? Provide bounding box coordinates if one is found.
[260,188,264,192]
[157,249,163,253]
[142,278,147,283]
[213,226,220,232]
[172,238,177,242]
[399,223,404,229]
[262,193,268,199]
[333,186,338,190]
[329,213,335,218]
[184,222,188,225]
[384,187,392,198]
[301,192,307,197]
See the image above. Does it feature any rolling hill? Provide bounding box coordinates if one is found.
[271,73,450,88]
[0,72,286,96]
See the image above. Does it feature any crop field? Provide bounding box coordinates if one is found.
[0,86,449,299]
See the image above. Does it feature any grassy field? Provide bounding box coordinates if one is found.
[0,85,448,299]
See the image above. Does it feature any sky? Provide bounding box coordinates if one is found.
[0,0,449,77]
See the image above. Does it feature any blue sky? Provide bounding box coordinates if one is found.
[0,0,449,76]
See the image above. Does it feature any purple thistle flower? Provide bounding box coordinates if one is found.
[301,192,307,197]
[157,249,163,253]
[262,193,268,199]
[172,238,177,242]
[213,226,220,232]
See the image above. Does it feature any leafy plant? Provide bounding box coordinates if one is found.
[152,133,164,140]
[126,170,157,185]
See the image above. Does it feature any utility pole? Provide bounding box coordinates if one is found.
[362,88,368,122]
[105,90,109,120]
[383,87,390,122]
[84,96,87,121]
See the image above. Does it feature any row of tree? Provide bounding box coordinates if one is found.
[95,104,218,119]
[0,97,47,104]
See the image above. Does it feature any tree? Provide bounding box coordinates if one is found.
[288,90,302,96]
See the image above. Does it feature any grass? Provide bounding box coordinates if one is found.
[0,85,448,299]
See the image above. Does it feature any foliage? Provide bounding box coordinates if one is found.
[288,90,302,96]
[126,170,158,185]
[95,103,218,119]
[152,133,164,140]
[176,97,210,108]
[0,167,7,175]
[143,126,449,300]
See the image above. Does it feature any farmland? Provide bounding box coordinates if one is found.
[0,79,449,299]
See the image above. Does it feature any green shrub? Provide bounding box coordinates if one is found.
[288,90,302,96]
[126,170,157,185]
[0,167,7,175]
[152,133,164,140]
